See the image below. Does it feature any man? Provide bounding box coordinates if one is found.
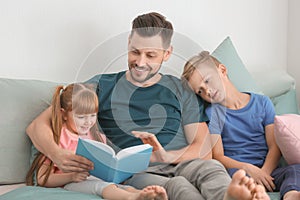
[27,12,268,200]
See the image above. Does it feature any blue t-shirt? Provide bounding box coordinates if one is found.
[87,71,208,151]
[206,93,275,167]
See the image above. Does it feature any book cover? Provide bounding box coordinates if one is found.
[76,138,153,183]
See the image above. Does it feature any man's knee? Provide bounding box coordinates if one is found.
[164,176,188,188]
[164,176,202,199]
[186,158,226,171]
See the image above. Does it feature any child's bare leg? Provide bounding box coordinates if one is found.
[224,169,269,200]
[283,190,300,200]
[102,184,156,200]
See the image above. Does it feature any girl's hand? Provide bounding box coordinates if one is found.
[71,171,89,183]
[131,131,163,151]
[243,163,275,192]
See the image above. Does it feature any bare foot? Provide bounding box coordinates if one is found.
[283,190,300,200]
[129,189,155,200]
[144,185,168,200]
[224,169,269,200]
[129,185,167,200]
[252,184,270,200]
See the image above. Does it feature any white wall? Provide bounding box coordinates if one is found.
[288,0,300,104]
[0,0,288,84]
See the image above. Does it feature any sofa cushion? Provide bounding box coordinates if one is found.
[274,114,300,165]
[212,36,262,94]
[0,186,101,200]
[0,78,59,184]
[271,88,300,115]
[253,69,295,98]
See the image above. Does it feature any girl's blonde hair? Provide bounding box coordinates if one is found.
[26,83,102,186]
[181,51,221,82]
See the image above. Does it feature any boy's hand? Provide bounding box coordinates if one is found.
[244,163,275,192]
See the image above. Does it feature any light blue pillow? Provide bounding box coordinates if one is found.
[252,69,295,98]
[271,88,300,115]
[212,36,262,93]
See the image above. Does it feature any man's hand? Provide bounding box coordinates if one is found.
[52,148,94,173]
[132,131,163,151]
[132,131,172,163]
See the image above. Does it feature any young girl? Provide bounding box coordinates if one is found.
[26,83,168,200]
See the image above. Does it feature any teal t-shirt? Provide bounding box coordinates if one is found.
[87,71,207,151]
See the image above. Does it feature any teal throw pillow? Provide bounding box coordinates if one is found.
[271,88,300,115]
[212,36,262,94]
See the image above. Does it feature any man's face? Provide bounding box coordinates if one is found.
[128,32,171,84]
[188,64,226,104]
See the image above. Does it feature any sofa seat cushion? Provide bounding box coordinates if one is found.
[0,186,102,200]
[267,192,280,200]
[0,186,279,200]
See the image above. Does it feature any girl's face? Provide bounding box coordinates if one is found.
[188,64,226,104]
[64,111,97,135]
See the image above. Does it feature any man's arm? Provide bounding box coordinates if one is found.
[26,106,93,172]
[133,122,212,164]
[171,122,213,162]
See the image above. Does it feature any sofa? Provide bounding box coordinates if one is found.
[0,37,299,200]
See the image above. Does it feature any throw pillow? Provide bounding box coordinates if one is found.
[271,88,300,115]
[274,114,300,165]
[212,36,262,94]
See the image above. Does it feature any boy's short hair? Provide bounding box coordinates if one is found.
[130,12,173,49]
[182,51,221,81]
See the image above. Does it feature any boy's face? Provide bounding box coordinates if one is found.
[127,32,171,84]
[188,63,226,104]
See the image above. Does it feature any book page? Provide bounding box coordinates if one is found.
[116,144,152,159]
[82,138,115,156]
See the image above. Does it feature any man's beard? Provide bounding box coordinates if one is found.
[129,64,161,83]
[129,68,157,83]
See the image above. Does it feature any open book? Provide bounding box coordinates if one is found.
[76,138,153,183]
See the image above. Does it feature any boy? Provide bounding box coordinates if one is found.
[182,51,300,200]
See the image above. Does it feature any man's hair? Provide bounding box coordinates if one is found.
[182,51,221,81]
[130,12,173,48]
